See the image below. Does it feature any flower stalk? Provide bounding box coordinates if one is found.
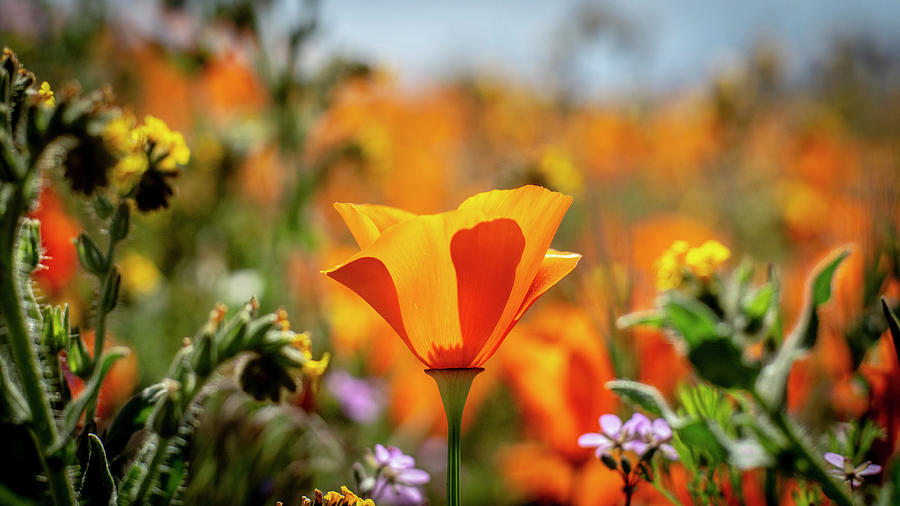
[426,367,483,506]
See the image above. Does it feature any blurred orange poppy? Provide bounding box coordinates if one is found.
[324,185,580,369]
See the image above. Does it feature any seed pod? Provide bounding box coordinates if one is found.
[601,453,618,471]
[109,201,130,241]
[100,268,121,313]
[75,233,107,275]
[93,194,114,219]
[191,332,214,377]
[18,218,42,272]
[149,379,182,438]
[620,455,632,476]
[66,329,93,379]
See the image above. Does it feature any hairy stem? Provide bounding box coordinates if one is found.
[0,190,75,506]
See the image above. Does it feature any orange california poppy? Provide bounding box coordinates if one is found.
[324,185,580,369]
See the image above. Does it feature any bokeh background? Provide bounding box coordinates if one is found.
[3,0,900,504]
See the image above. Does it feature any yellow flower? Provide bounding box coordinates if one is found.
[38,81,55,107]
[538,144,583,195]
[303,352,331,386]
[119,251,161,296]
[653,239,729,289]
[113,153,149,189]
[685,240,731,277]
[302,487,375,506]
[653,240,690,290]
[103,113,139,154]
[133,115,191,171]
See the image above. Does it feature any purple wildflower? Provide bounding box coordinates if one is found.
[369,444,429,505]
[577,414,643,457]
[325,370,383,423]
[824,452,881,487]
[625,413,679,461]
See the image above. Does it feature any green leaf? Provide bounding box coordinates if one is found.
[755,248,850,408]
[812,249,851,306]
[882,299,900,368]
[616,310,665,330]
[105,384,167,461]
[677,420,727,464]
[743,282,776,323]
[79,434,117,506]
[663,292,723,348]
[688,339,759,389]
[60,347,129,440]
[605,379,680,423]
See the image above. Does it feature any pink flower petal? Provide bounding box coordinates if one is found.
[599,414,623,437]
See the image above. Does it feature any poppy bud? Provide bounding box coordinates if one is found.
[75,233,107,275]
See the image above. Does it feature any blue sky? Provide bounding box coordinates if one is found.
[306,0,900,97]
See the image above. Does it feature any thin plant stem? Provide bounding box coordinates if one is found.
[84,235,117,423]
[649,459,683,506]
[426,368,483,506]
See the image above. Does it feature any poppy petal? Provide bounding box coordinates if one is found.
[333,202,417,249]
[514,249,582,321]
[458,186,573,364]
[327,209,487,367]
[325,256,423,363]
[450,218,525,367]
[475,249,581,366]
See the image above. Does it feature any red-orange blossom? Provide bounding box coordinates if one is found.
[324,185,580,369]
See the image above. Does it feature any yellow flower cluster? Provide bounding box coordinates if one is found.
[297,486,376,506]
[654,239,731,290]
[38,81,55,107]
[102,113,190,190]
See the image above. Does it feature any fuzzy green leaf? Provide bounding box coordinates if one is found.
[616,310,665,330]
[79,434,117,506]
[882,299,900,368]
[605,379,680,422]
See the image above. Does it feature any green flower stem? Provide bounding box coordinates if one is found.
[426,367,483,506]
[649,459,683,506]
[84,234,118,423]
[0,191,76,506]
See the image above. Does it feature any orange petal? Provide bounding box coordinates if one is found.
[325,209,487,367]
[333,203,417,249]
[476,249,581,367]
[448,218,525,367]
[325,257,424,363]
[514,249,582,321]
[458,186,573,364]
